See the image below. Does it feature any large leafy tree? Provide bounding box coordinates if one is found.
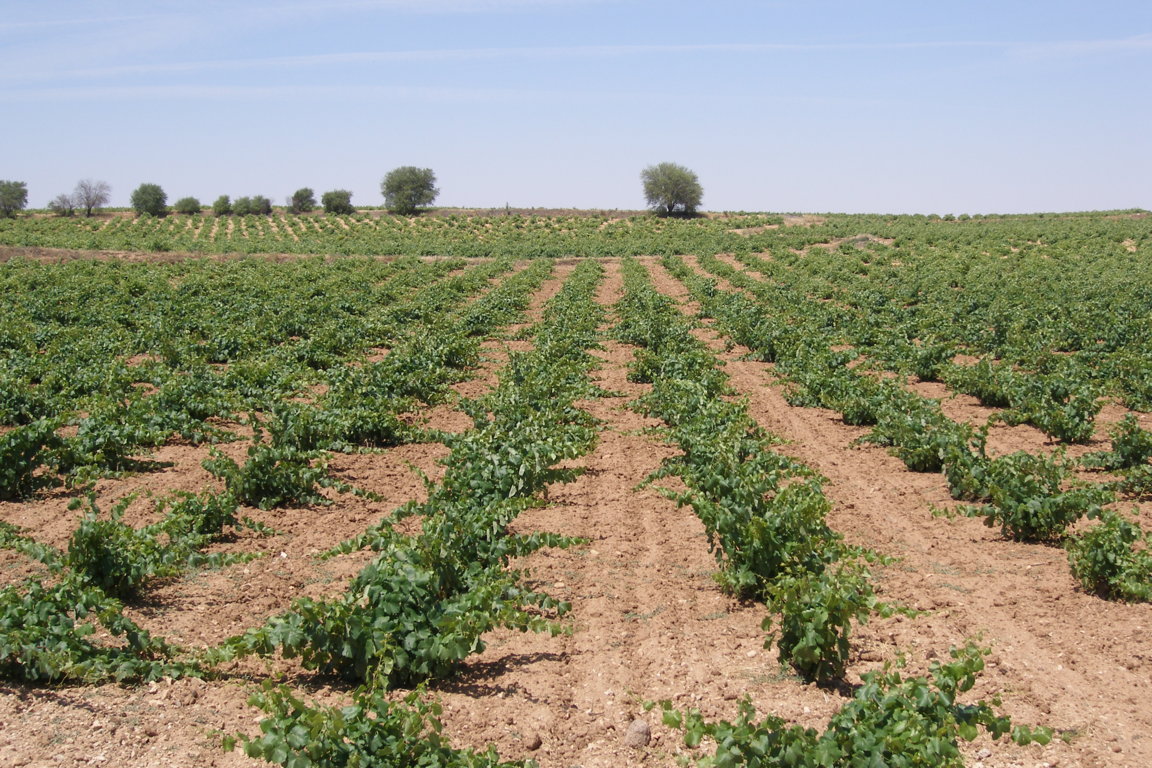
[641,162,703,216]
[130,183,168,217]
[0,180,28,218]
[381,166,438,215]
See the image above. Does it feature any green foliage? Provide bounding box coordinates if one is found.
[943,358,1014,408]
[203,443,333,509]
[764,562,887,682]
[156,489,243,537]
[0,209,786,258]
[212,194,232,215]
[0,418,63,500]
[226,682,533,768]
[62,493,256,599]
[660,643,1050,768]
[1116,464,1152,499]
[381,166,438,215]
[0,179,28,218]
[1082,414,1152,471]
[289,187,316,214]
[218,261,600,688]
[645,380,836,598]
[910,340,955,382]
[641,162,703,216]
[232,195,273,216]
[864,400,977,473]
[251,195,273,215]
[64,495,182,598]
[0,579,192,683]
[617,256,881,683]
[1067,509,1152,601]
[227,539,567,686]
[941,425,992,502]
[173,196,203,215]
[0,489,255,683]
[1000,374,1101,444]
[130,183,168,217]
[321,189,354,215]
[965,451,1111,542]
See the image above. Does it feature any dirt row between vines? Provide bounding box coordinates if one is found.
[1,257,1149,768]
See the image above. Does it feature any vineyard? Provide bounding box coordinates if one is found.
[0,209,1150,767]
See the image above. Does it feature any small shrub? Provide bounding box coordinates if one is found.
[660,643,1050,767]
[968,451,1112,542]
[321,189,355,215]
[764,561,885,682]
[0,419,63,501]
[250,195,273,215]
[203,443,332,509]
[288,187,315,214]
[62,494,251,599]
[172,196,203,215]
[1082,414,1152,471]
[226,682,532,767]
[0,579,191,683]
[1067,509,1152,601]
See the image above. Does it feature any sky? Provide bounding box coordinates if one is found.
[2,0,1149,214]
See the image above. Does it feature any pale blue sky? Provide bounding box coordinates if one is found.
[3,1,1149,213]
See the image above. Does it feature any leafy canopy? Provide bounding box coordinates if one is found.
[381,166,438,215]
[289,187,316,214]
[321,189,354,215]
[130,183,167,217]
[641,162,703,216]
[172,196,202,215]
[0,180,27,218]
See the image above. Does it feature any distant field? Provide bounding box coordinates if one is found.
[0,207,1140,259]
[0,209,785,258]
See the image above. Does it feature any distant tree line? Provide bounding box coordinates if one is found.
[2,162,704,219]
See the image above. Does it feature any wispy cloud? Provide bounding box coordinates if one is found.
[1014,32,1152,58]
[0,41,1008,83]
[0,14,165,32]
[4,34,1148,85]
[249,0,620,12]
[0,82,589,104]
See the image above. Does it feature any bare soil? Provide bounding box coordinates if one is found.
[1,258,1150,768]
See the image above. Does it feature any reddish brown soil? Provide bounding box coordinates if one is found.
[1,258,1150,768]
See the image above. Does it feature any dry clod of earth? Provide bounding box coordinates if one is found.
[623,717,652,748]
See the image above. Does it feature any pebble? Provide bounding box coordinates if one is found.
[526,733,543,751]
